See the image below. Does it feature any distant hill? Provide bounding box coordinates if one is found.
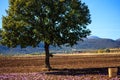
[116,38,120,42]
[0,36,120,54]
[116,38,120,46]
[0,43,45,54]
[73,38,120,49]
[87,36,101,39]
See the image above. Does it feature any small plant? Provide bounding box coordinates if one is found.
[49,53,53,57]
[98,49,104,53]
[105,48,110,53]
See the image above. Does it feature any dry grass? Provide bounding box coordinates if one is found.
[0,53,120,73]
[0,53,120,79]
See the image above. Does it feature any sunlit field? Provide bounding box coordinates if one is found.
[0,53,120,79]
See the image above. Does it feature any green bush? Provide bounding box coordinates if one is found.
[49,53,54,57]
[105,48,110,53]
[98,49,104,53]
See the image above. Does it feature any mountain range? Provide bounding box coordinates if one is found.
[0,36,120,54]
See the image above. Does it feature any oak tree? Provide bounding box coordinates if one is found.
[1,0,91,70]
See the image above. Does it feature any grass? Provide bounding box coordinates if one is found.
[0,53,120,79]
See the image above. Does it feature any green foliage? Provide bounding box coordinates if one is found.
[98,49,104,53]
[97,48,111,53]
[1,0,91,48]
[49,53,54,57]
[0,29,2,37]
[105,48,110,53]
[1,0,91,69]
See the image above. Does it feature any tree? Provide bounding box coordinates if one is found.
[0,29,2,37]
[1,0,91,70]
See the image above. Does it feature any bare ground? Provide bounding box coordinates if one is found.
[0,53,120,80]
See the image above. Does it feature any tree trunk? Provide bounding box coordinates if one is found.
[44,42,51,70]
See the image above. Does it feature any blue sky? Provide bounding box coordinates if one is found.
[0,0,8,27]
[0,0,120,40]
[83,0,120,40]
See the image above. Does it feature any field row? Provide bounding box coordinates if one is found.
[0,53,120,73]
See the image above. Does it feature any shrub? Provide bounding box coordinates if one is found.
[105,48,110,53]
[98,49,104,53]
[49,53,53,57]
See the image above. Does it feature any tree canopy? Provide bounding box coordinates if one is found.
[1,0,91,69]
[0,29,2,37]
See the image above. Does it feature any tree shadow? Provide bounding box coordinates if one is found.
[45,68,109,76]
